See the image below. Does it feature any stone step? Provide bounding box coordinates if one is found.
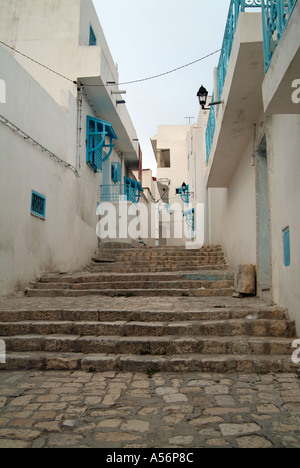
[0,352,297,373]
[0,306,288,323]
[114,253,226,261]
[87,264,229,273]
[3,334,294,356]
[0,318,295,338]
[29,280,234,291]
[92,258,226,266]
[24,288,235,298]
[38,271,234,284]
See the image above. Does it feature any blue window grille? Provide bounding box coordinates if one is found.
[261,0,297,72]
[283,228,291,267]
[31,190,46,219]
[124,177,143,204]
[111,162,122,184]
[89,26,97,46]
[86,116,118,173]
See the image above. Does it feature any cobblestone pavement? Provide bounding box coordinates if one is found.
[0,370,299,448]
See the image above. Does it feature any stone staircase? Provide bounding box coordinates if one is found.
[0,245,297,373]
[24,246,234,298]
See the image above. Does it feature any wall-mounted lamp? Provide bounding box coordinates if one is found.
[197,85,209,109]
[197,85,223,110]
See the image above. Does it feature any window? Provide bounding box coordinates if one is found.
[86,116,118,173]
[31,191,46,219]
[283,227,291,267]
[89,26,97,46]
[111,162,121,184]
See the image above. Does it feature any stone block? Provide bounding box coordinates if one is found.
[234,264,256,295]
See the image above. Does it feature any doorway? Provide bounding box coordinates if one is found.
[256,136,272,301]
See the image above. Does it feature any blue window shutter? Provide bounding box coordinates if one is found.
[86,116,118,173]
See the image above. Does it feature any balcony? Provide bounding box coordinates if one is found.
[100,178,143,205]
[206,10,264,187]
[261,0,300,114]
[206,0,262,164]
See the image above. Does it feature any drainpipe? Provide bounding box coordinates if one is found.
[76,84,84,177]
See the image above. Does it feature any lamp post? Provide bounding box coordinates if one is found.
[197,86,209,109]
[197,85,224,110]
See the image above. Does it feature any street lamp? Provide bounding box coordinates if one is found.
[197,85,224,110]
[197,85,208,109]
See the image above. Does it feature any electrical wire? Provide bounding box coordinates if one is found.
[0,39,220,88]
[0,40,77,85]
[85,49,221,87]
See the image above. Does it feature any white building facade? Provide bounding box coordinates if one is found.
[189,0,300,334]
[0,0,143,296]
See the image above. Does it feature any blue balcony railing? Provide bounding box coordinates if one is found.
[205,0,261,162]
[100,178,143,205]
[205,93,216,164]
[261,0,297,71]
[217,0,262,102]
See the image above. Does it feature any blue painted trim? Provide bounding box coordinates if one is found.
[283,228,291,267]
[31,190,46,219]
[89,26,97,46]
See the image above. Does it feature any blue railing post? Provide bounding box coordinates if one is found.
[261,0,297,72]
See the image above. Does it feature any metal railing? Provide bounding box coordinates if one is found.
[205,0,262,163]
[205,93,216,163]
[100,178,143,205]
[261,0,297,71]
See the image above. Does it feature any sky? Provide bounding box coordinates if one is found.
[92,0,231,174]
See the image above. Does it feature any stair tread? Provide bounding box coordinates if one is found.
[1,351,297,373]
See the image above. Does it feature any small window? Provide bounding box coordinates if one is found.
[89,26,97,46]
[283,227,291,267]
[111,162,121,184]
[31,191,46,219]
